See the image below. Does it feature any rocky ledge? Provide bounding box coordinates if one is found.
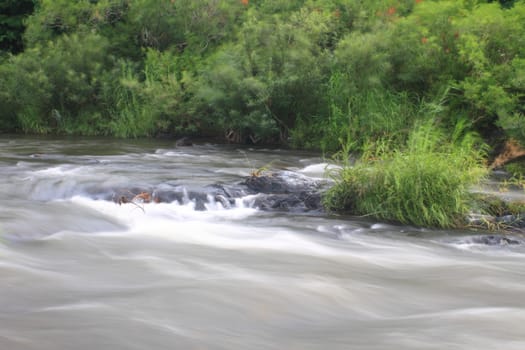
[87,171,326,213]
[86,170,525,238]
[244,171,325,212]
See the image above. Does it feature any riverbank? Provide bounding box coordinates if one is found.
[2,1,525,157]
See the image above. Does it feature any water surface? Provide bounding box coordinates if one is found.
[1,136,525,350]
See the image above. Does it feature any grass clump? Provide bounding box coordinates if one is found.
[504,162,525,178]
[324,121,488,228]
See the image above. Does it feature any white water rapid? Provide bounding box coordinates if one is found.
[1,137,525,350]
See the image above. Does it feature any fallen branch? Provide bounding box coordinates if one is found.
[114,190,153,213]
[491,139,525,169]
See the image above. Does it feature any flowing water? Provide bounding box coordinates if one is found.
[1,136,525,350]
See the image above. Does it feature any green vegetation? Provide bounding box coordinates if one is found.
[0,0,34,54]
[0,0,523,149]
[324,122,488,228]
[1,0,525,226]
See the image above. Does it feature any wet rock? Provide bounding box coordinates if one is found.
[495,214,525,228]
[215,194,232,209]
[101,187,153,202]
[86,170,325,213]
[192,194,207,211]
[83,158,101,165]
[206,183,247,199]
[467,212,525,231]
[175,137,193,147]
[490,169,512,181]
[244,171,323,194]
[244,172,324,212]
[470,235,521,245]
[152,189,209,210]
[467,214,496,227]
[252,192,322,212]
[151,190,185,204]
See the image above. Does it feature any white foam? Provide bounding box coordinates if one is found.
[213,168,251,177]
[66,196,353,257]
[298,163,340,178]
[32,165,86,177]
[68,195,260,232]
[447,241,525,257]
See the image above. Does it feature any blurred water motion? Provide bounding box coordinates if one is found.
[1,137,525,350]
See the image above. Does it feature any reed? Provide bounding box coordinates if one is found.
[108,62,155,138]
[324,121,488,228]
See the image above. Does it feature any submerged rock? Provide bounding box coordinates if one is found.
[243,172,325,212]
[495,214,525,228]
[467,212,525,232]
[244,171,322,194]
[175,137,193,147]
[251,192,322,212]
[470,235,522,246]
[85,170,325,213]
[446,233,523,247]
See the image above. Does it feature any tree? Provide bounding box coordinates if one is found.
[1,32,114,134]
[0,0,35,54]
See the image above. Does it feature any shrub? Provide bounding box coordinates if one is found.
[195,8,334,143]
[105,60,155,138]
[324,121,488,228]
[0,32,115,134]
[0,0,35,54]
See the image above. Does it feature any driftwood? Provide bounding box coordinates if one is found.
[114,191,156,213]
[491,139,525,169]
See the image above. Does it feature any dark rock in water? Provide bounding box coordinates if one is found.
[215,194,232,209]
[175,137,193,147]
[471,235,521,245]
[192,193,207,211]
[152,189,210,210]
[152,190,185,204]
[495,214,525,228]
[206,183,247,199]
[85,170,324,213]
[245,175,288,193]
[252,192,322,212]
[83,158,101,165]
[101,187,153,202]
[244,171,322,194]
[468,212,525,231]
[490,169,513,181]
[244,172,324,212]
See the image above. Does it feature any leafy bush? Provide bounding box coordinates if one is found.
[1,0,524,150]
[194,7,334,143]
[324,121,488,228]
[1,32,114,134]
[106,50,193,138]
[0,0,35,54]
[106,60,153,138]
[23,0,130,44]
[454,2,525,142]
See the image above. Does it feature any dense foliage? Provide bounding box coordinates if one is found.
[0,0,34,54]
[0,0,524,153]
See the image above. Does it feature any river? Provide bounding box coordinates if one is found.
[1,136,525,350]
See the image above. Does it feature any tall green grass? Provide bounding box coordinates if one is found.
[108,62,156,138]
[324,121,488,228]
[17,106,51,134]
[315,71,422,153]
